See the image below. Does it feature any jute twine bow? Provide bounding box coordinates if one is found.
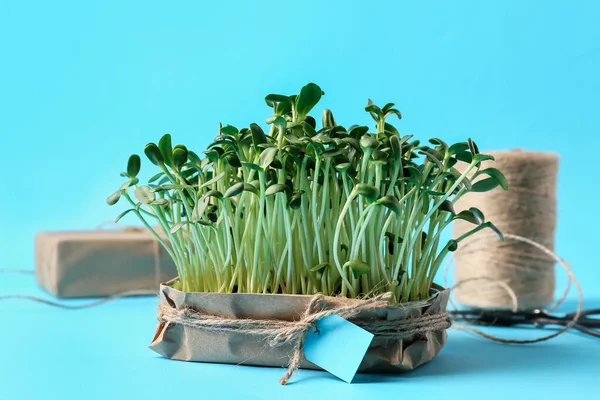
[157,291,452,385]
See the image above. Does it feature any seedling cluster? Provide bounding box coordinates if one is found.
[108,83,507,302]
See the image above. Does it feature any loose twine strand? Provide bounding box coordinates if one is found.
[156,291,451,385]
[0,290,157,309]
[444,232,583,344]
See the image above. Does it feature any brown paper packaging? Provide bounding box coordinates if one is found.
[35,230,177,298]
[150,281,450,372]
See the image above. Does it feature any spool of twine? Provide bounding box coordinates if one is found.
[453,149,559,310]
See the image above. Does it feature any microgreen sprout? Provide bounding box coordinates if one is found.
[108,83,507,302]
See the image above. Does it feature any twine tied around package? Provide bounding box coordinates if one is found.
[156,291,452,385]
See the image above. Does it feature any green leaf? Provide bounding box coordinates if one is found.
[305,116,317,129]
[421,148,444,170]
[205,189,223,199]
[455,151,472,164]
[192,197,209,222]
[225,153,242,168]
[483,221,504,240]
[382,102,395,114]
[365,103,383,118]
[343,260,370,279]
[287,190,305,209]
[372,149,389,162]
[187,150,202,166]
[265,184,289,196]
[114,208,135,223]
[469,207,485,222]
[310,262,329,272]
[341,137,361,151]
[295,82,323,118]
[134,186,155,204]
[271,116,287,130]
[471,178,499,192]
[360,135,380,150]
[258,147,278,169]
[242,182,260,196]
[301,120,317,137]
[355,184,379,202]
[447,239,458,252]
[283,134,305,146]
[170,222,187,234]
[389,135,402,160]
[460,175,472,190]
[144,143,164,166]
[159,134,174,168]
[438,200,456,215]
[249,123,267,150]
[224,183,244,198]
[340,244,349,254]
[148,172,164,183]
[385,108,402,119]
[153,198,169,206]
[282,144,301,158]
[453,210,481,225]
[467,138,480,155]
[172,144,188,169]
[157,175,171,186]
[477,167,508,190]
[203,149,220,163]
[127,154,141,178]
[322,109,336,128]
[160,184,193,191]
[399,134,414,147]
[220,125,239,136]
[383,122,400,137]
[198,172,226,189]
[473,153,495,164]
[404,166,423,184]
[275,101,292,116]
[119,178,139,191]
[375,195,401,215]
[348,125,369,140]
[429,138,448,151]
[265,94,292,107]
[106,190,123,206]
[335,162,352,172]
[448,142,469,155]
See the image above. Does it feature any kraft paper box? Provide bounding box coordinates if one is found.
[35,230,177,298]
[150,280,451,372]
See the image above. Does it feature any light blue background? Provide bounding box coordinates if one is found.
[1,0,599,291]
[1,1,599,399]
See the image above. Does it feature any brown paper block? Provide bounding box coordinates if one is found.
[35,230,177,298]
[150,281,450,372]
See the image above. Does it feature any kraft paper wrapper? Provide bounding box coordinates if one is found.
[35,230,177,298]
[150,280,450,372]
